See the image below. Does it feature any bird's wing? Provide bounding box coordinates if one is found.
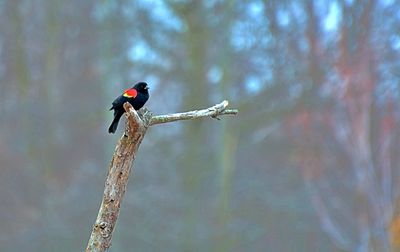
[110,95,125,110]
[122,88,138,98]
[109,89,137,110]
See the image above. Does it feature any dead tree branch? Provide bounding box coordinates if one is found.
[85,100,238,252]
[149,100,238,125]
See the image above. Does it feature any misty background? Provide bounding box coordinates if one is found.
[1,0,400,251]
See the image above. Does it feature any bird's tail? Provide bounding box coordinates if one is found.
[108,113,122,134]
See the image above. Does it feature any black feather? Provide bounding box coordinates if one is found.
[108,82,149,134]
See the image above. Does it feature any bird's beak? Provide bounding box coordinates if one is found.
[145,86,149,90]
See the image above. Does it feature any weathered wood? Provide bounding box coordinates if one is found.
[85,103,150,252]
[86,100,237,252]
[149,100,238,126]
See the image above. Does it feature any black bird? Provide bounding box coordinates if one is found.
[108,82,149,133]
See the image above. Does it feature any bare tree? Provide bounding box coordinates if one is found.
[86,101,238,252]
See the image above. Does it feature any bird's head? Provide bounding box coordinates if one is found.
[134,82,149,93]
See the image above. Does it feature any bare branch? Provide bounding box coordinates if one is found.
[149,100,238,126]
[86,100,238,252]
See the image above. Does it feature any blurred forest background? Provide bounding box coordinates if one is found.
[1,0,400,251]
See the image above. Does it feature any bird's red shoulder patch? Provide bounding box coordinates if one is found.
[123,88,137,98]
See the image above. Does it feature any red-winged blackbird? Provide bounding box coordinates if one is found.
[108,82,149,134]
